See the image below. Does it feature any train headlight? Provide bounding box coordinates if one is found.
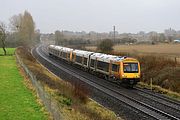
[122,74,127,78]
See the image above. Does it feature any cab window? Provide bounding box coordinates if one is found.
[123,63,138,73]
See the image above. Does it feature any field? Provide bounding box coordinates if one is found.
[0,48,47,120]
[113,44,180,56]
[0,48,16,55]
[87,43,180,56]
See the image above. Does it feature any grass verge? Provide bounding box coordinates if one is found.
[16,46,121,120]
[0,48,16,55]
[0,48,48,120]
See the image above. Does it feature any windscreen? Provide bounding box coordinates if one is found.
[123,63,138,73]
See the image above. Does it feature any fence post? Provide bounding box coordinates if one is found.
[175,57,177,64]
[150,78,153,91]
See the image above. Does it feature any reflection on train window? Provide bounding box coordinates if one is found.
[123,63,138,73]
[76,55,82,63]
[97,61,109,72]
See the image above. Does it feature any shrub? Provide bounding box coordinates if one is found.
[97,39,113,53]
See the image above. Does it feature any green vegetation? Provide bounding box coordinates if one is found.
[0,48,47,120]
[0,48,15,55]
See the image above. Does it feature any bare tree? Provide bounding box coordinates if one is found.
[55,30,65,45]
[0,22,7,55]
[9,11,35,47]
[9,14,22,32]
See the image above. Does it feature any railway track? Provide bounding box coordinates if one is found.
[134,87,180,111]
[33,45,180,120]
[135,87,180,106]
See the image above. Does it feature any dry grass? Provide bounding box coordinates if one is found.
[113,44,180,55]
[16,47,120,120]
[86,43,180,56]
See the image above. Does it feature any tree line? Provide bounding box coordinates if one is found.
[0,11,40,55]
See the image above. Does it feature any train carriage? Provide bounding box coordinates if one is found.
[59,47,73,62]
[72,50,94,69]
[90,53,121,79]
[48,45,63,57]
[89,53,140,85]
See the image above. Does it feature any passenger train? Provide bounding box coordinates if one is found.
[48,45,141,87]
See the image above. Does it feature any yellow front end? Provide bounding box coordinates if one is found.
[119,58,141,85]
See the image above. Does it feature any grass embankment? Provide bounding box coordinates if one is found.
[16,47,120,120]
[0,48,47,120]
[86,45,180,100]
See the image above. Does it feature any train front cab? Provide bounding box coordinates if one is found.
[119,59,140,86]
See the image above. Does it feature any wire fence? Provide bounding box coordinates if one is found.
[16,53,62,120]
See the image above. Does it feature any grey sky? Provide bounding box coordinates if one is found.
[0,0,180,33]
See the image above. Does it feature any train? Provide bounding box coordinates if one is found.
[48,45,141,87]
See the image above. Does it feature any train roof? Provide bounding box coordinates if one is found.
[60,47,73,53]
[49,45,63,50]
[90,52,126,63]
[73,49,94,58]
[48,45,136,63]
[49,45,73,52]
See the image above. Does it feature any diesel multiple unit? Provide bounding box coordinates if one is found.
[48,45,141,86]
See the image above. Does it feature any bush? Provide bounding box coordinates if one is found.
[97,39,113,53]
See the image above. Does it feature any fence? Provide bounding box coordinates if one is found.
[16,53,62,120]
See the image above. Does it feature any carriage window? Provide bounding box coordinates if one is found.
[76,55,82,63]
[97,61,109,72]
[112,64,119,72]
[67,53,70,58]
[62,52,66,58]
[59,51,62,56]
[90,59,95,67]
[84,58,87,66]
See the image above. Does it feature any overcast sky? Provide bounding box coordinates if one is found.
[0,0,180,33]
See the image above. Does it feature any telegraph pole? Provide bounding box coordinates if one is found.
[113,26,115,42]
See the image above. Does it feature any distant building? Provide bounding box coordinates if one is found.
[173,39,180,43]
